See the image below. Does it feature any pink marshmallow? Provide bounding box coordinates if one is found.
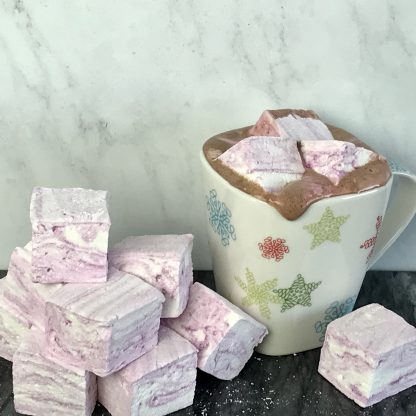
[0,280,31,361]
[45,268,164,377]
[13,327,97,416]
[164,282,268,380]
[249,110,334,140]
[300,140,377,184]
[109,234,194,318]
[3,244,63,330]
[319,304,416,407]
[30,187,111,283]
[98,325,197,416]
[217,136,305,192]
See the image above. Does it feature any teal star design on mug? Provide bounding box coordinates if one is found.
[234,268,281,319]
[206,189,236,246]
[273,274,321,313]
[303,207,350,249]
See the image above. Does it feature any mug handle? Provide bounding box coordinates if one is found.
[368,160,416,269]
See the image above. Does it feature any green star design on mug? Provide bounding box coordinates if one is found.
[273,274,321,313]
[234,268,281,319]
[303,207,350,249]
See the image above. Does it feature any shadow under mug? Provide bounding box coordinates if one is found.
[201,150,416,356]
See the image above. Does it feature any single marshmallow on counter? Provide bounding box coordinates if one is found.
[109,234,194,318]
[98,325,197,416]
[249,109,334,140]
[217,136,305,192]
[300,140,377,184]
[45,268,164,377]
[0,280,31,361]
[3,243,63,330]
[13,327,97,416]
[30,187,111,283]
[318,303,416,408]
[164,282,268,380]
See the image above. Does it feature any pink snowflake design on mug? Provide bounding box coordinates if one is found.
[258,236,289,262]
[360,215,383,261]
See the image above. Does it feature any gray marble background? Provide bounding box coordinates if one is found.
[0,0,415,269]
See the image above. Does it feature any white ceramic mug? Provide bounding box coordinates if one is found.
[201,138,416,356]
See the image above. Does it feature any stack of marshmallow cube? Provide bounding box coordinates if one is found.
[0,186,267,416]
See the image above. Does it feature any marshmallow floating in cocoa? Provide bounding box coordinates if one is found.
[249,109,334,141]
[300,140,377,185]
[217,136,305,192]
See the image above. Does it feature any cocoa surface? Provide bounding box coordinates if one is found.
[203,121,391,221]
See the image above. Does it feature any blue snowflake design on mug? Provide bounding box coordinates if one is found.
[314,296,357,342]
[206,189,236,246]
[387,159,413,175]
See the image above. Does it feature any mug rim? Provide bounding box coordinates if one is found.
[200,149,393,214]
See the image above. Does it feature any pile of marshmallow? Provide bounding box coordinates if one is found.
[218,109,378,191]
[0,187,267,416]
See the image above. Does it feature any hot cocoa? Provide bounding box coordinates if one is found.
[203,109,391,220]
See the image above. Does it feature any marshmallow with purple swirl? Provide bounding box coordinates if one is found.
[217,136,305,192]
[45,268,164,377]
[0,279,31,361]
[109,234,193,318]
[164,282,268,380]
[300,140,377,185]
[98,325,197,416]
[318,303,416,407]
[3,243,63,330]
[30,187,111,283]
[13,327,97,416]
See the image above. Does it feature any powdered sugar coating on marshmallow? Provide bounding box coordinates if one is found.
[249,110,334,140]
[319,303,416,407]
[45,268,164,377]
[30,187,110,224]
[98,325,197,416]
[13,328,97,416]
[217,136,305,192]
[164,282,268,380]
[278,114,334,141]
[30,187,111,283]
[301,140,377,184]
[109,234,194,318]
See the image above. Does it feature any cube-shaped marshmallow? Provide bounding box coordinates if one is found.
[98,325,197,416]
[319,303,416,407]
[249,109,334,140]
[3,243,63,329]
[30,187,111,283]
[0,280,31,361]
[109,235,193,318]
[164,282,268,380]
[13,328,97,416]
[45,268,164,376]
[217,136,304,192]
[300,140,377,184]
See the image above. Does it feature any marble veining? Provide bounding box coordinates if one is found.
[0,0,415,269]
